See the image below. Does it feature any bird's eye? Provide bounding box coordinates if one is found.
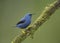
[29,14,32,16]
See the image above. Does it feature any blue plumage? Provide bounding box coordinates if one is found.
[16,13,32,29]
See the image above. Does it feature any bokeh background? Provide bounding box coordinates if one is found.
[0,0,60,43]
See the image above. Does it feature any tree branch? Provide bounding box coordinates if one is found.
[11,0,60,43]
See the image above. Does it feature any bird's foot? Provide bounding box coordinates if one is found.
[22,30,26,34]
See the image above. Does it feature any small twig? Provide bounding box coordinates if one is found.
[11,0,60,43]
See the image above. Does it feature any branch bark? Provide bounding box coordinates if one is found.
[11,0,60,43]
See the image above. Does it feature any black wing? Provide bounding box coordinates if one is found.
[16,19,26,25]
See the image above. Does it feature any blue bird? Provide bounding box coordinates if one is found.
[16,13,32,33]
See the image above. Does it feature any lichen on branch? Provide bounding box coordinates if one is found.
[11,0,60,43]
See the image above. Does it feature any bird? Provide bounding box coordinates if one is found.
[16,13,32,34]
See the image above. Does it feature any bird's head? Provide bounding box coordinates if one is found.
[28,13,32,16]
[25,13,32,17]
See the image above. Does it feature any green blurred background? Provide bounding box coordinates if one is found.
[0,0,60,43]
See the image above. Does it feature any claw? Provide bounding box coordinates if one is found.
[22,30,25,34]
[21,29,25,34]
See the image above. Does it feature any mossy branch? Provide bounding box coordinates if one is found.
[11,0,60,43]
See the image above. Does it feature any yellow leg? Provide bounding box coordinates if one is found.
[21,29,25,34]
